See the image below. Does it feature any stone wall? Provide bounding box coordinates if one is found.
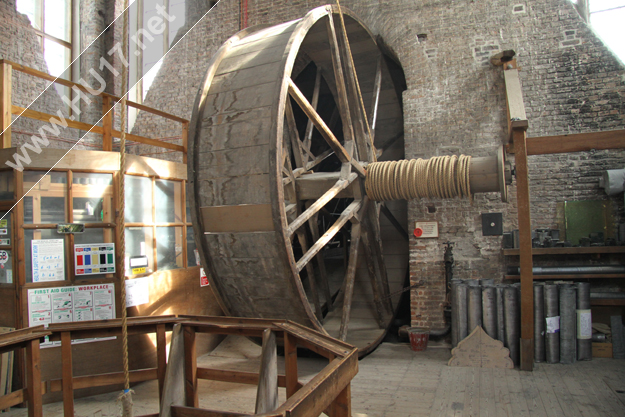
[130,0,625,330]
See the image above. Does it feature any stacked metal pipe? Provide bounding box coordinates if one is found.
[451,279,593,367]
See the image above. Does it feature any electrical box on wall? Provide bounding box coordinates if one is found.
[481,213,503,236]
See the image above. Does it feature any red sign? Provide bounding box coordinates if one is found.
[413,228,423,238]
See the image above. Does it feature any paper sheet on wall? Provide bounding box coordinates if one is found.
[32,239,65,282]
[27,284,116,347]
[125,277,150,307]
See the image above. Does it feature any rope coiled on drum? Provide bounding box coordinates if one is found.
[365,155,472,201]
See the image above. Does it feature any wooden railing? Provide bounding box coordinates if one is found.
[0,326,49,417]
[0,59,189,162]
[1,315,358,417]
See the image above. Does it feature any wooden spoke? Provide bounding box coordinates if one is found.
[287,79,366,177]
[255,329,278,414]
[307,208,333,312]
[380,203,409,241]
[338,223,362,341]
[365,204,393,313]
[305,149,334,171]
[325,15,356,148]
[286,172,357,237]
[296,230,323,320]
[304,67,322,151]
[369,54,383,140]
[360,229,387,328]
[296,199,362,273]
[286,100,305,168]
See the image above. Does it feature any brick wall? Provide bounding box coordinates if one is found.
[130,0,625,331]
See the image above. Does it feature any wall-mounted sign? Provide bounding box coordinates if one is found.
[27,284,115,347]
[58,223,85,234]
[125,277,150,308]
[32,239,65,282]
[414,222,439,238]
[75,243,116,276]
[0,239,10,245]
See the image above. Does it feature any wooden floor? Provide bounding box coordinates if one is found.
[4,336,625,416]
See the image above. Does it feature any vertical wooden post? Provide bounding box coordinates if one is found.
[181,121,188,164]
[61,332,74,417]
[156,323,167,402]
[183,325,197,408]
[25,337,42,417]
[284,331,298,399]
[329,383,351,417]
[0,61,12,148]
[102,95,113,151]
[255,328,278,414]
[513,128,534,371]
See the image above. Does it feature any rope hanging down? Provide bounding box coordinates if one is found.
[117,0,133,415]
[365,155,472,201]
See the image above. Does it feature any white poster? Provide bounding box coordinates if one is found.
[125,277,150,307]
[27,284,116,347]
[546,316,560,334]
[577,309,592,339]
[32,239,65,282]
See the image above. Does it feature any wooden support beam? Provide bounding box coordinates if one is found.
[156,324,167,403]
[61,332,74,417]
[296,230,323,321]
[287,79,366,177]
[329,383,351,417]
[170,406,249,417]
[0,62,11,148]
[308,210,333,312]
[161,323,185,417]
[182,122,189,164]
[513,129,534,372]
[102,95,113,151]
[303,67,322,152]
[360,229,387,328]
[285,101,305,168]
[296,200,362,273]
[339,223,362,341]
[284,332,299,399]
[369,55,383,139]
[522,129,625,155]
[183,326,198,408]
[380,203,409,241]
[287,173,357,237]
[255,329,278,414]
[503,62,528,141]
[25,337,42,417]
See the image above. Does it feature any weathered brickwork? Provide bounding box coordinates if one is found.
[128,0,624,331]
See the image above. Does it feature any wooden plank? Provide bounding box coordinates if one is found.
[255,329,278,414]
[308,210,333,312]
[287,173,357,237]
[0,388,24,411]
[200,204,273,233]
[160,323,185,417]
[448,326,514,368]
[12,105,102,134]
[195,367,302,391]
[285,100,305,168]
[339,223,362,341]
[513,129,534,371]
[102,95,113,151]
[1,62,11,148]
[170,406,250,417]
[61,332,73,417]
[328,383,351,417]
[25,337,42,417]
[503,65,528,140]
[48,368,159,392]
[360,230,386,328]
[303,67,322,152]
[296,230,323,321]
[284,332,299,399]
[296,200,362,273]
[369,55,383,137]
[274,322,354,358]
[287,79,366,177]
[182,122,188,164]
[523,129,625,155]
[156,324,167,403]
[184,326,198,408]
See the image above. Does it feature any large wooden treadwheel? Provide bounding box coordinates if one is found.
[188,5,407,355]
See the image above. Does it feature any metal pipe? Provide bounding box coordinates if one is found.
[482,285,497,339]
[508,265,625,275]
[468,285,483,333]
[504,286,520,366]
[450,279,463,348]
[544,283,560,363]
[457,283,469,342]
[576,282,592,361]
[495,285,506,343]
[533,283,545,362]
[559,284,577,364]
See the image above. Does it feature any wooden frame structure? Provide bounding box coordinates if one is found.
[0,315,358,417]
[0,59,189,160]
[496,53,625,371]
